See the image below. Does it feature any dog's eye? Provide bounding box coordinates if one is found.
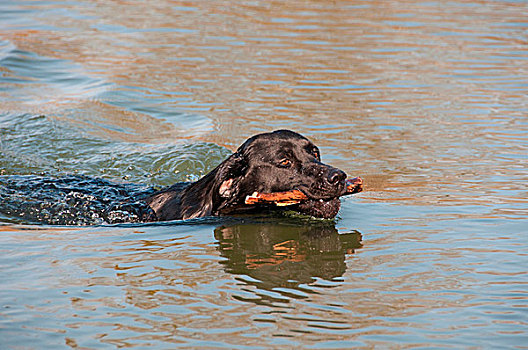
[278,159,292,168]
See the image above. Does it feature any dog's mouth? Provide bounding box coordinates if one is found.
[244,177,363,219]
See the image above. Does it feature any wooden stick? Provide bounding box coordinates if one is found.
[345,177,363,194]
[245,189,307,206]
[244,177,363,206]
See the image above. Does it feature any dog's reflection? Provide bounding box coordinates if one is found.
[214,221,362,301]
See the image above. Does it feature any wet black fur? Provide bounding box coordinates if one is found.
[147,130,348,220]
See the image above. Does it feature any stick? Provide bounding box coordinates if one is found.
[244,177,363,206]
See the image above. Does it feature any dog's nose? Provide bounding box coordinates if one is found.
[327,168,346,185]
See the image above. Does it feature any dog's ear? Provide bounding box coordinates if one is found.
[215,152,247,199]
[179,151,247,219]
[218,178,234,198]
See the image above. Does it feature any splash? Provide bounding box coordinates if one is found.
[0,174,158,225]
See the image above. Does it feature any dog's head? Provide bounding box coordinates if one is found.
[181,130,350,219]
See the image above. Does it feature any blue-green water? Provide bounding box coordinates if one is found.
[1,0,527,348]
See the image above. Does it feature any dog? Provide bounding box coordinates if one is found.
[0,130,361,224]
[146,130,361,220]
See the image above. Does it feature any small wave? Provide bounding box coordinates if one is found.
[0,39,110,104]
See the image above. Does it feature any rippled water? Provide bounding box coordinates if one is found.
[1,0,527,348]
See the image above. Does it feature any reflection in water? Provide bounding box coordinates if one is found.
[215,221,361,305]
[0,222,365,348]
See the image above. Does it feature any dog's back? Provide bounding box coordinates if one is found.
[0,174,156,225]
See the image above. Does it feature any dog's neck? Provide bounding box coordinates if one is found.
[146,151,247,221]
[178,172,218,220]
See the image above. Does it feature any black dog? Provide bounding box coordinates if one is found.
[147,130,356,220]
[0,130,360,224]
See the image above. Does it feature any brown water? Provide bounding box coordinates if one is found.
[1,0,527,348]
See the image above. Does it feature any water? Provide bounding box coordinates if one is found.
[1,0,527,348]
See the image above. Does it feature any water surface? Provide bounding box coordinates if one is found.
[1,0,527,348]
